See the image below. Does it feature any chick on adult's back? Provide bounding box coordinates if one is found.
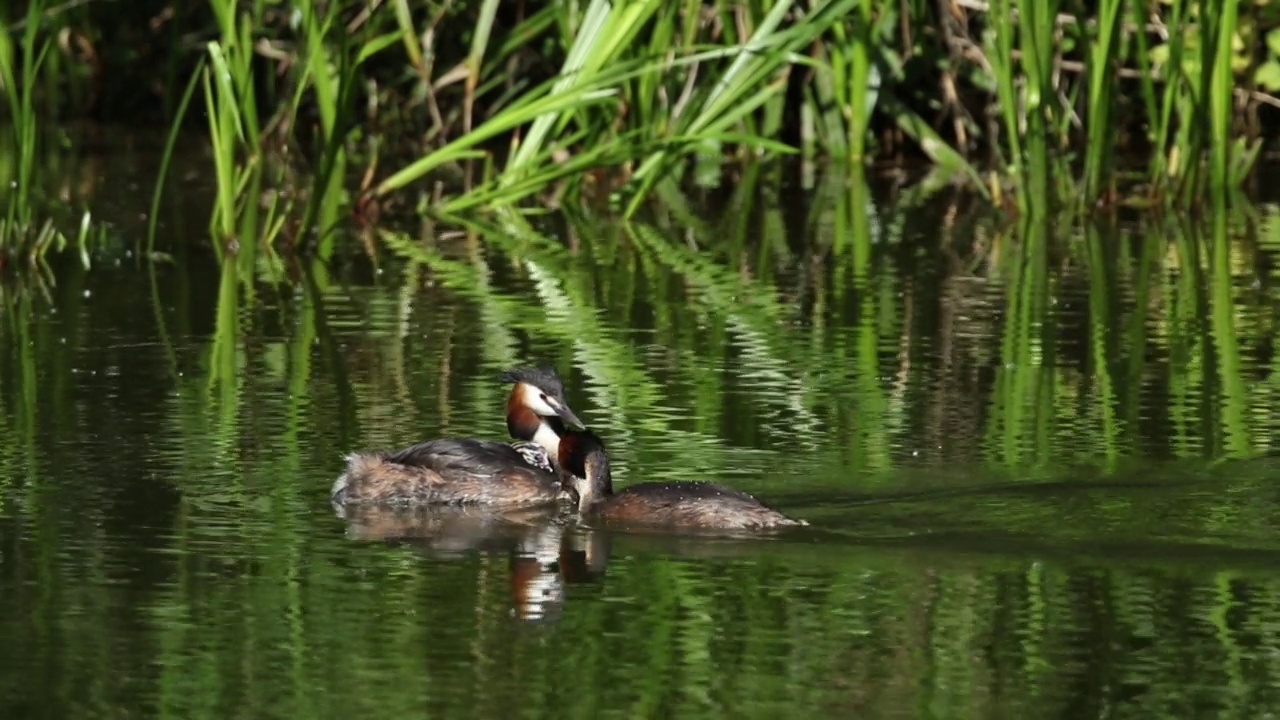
[332,366,585,508]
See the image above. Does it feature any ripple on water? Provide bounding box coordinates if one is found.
[6,164,1280,717]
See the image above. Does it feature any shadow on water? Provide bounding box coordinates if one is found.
[6,129,1280,716]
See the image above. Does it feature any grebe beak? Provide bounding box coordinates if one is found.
[547,396,586,430]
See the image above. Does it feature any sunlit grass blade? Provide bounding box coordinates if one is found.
[626,0,859,208]
[987,0,1022,194]
[462,0,502,136]
[1082,0,1123,199]
[148,58,205,254]
[374,84,620,196]
[845,0,875,164]
[504,0,661,176]
[1207,0,1239,198]
[390,0,425,73]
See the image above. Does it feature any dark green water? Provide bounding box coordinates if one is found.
[6,135,1280,718]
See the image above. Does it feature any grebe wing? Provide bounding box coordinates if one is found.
[384,438,545,476]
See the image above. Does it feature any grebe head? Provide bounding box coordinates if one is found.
[501,366,586,468]
[499,365,585,430]
[558,429,612,513]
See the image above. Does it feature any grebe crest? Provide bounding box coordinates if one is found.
[501,365,585,470]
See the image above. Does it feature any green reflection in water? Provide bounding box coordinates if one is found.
[3,158,1280,717]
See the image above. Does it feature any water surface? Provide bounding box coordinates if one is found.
[4,133,1280,718]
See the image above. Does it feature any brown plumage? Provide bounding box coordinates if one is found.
[331,366,584,508]
[332,438,567,506]
[558,430,808,531]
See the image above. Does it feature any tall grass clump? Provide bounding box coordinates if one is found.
[370,0,870,215]
[1126,0,1263,204]
[147,0,406,261]
[0,0,105,273]
[201,0,264,252]
[0,1,52,255]
[357,0,1277,218]
[985,0,1061,212]
[5,0,1280,262]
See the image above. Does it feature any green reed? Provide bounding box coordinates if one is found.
[291,0,381,255]
[1018,0,1059,213]
[202,36,256,248]
[203,0,309,264]
[148,60,204,255]
[1206,0,1234,197]
[1160,0,1199,196]
[0,1,50,252]
[498,0,659,186]
[370,0,858,214]
[1082,0,1125,199]
[624,0,857,215]
[177,0,399,257]
[1129,0,1163,166]
[4,0,1277,261]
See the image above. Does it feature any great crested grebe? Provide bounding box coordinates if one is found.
[331,366,586,507]
[557,429,808,530]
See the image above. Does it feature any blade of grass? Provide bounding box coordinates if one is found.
[148,58,205,254]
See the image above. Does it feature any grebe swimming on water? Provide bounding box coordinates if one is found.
[557,429,807,530]
[331,366,585,507]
